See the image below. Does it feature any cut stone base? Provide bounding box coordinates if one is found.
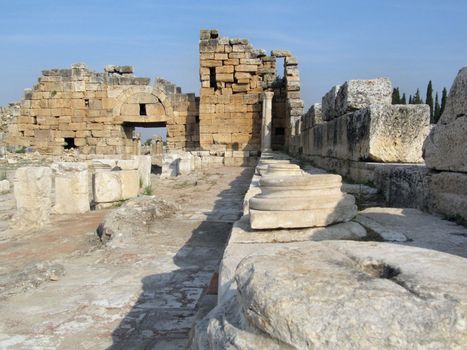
[250,201,357,229]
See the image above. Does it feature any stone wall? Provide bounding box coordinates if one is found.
[6,64,199,156]
[294,78,431,163]
[199,30,271,153]
[198,30,303,154]
[0,102,20,153]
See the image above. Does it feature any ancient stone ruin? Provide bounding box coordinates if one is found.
[0,29,466,349]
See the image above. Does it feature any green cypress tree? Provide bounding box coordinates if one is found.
[440,87,448,117]
[392,87,401,104]
[401,93,407,104]
[409,95,413,104]
[434,92,441,123]
[425,81,434,121]
[413,89,422,104]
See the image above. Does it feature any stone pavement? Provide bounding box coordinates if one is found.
[0,167,253,349]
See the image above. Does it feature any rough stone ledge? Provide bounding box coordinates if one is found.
[191,241,467,349]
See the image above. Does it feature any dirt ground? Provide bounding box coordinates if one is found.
[0,166,254,349]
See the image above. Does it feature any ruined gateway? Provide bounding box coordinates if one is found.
[0,30,466,349]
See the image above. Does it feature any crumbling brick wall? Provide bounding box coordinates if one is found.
[199,29,277,152]
[6,64,199,156]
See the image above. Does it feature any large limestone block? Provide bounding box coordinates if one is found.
[308,104,430,162]
[119,170,139,200]
[423,67,467,172]
[93,171,122,203]
[321,85,340,121]
[133,155,151,188]
[228,241,467,349]
[52,162,90,214]
[0,179,10,194]
[423,116,467,172]
[249,195,357,229]
[429,171,467,223]
[335,77,392,116]
[12,167,52,229]
[439,66,467,124]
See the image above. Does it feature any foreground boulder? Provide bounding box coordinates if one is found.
[193,241,467,349]
[423,67,467,172]
[97,195,178,248]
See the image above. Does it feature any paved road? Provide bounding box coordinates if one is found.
[0,167,253,349]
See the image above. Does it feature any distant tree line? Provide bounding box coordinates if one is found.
[391,81,448,124]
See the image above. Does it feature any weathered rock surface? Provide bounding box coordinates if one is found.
[0,179,10,194]
[423,116,467,172]
[199,241,467,349]
[134,154,152,188]
[119,169,139,199]
[93,171,122,203]
[423,67,467,172]
[303,104,430,162]
[321,85,340,121]
[52,162,90,214]
[98,195,178,248]
[428,171,467,223]
[0,262,65,300]
[439,67,467,124]
[373,164,430,209]
[12,167,52,229]
[335,77,392,116]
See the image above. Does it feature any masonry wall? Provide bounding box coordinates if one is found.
[6,64,199,156]
[199,30,276,153]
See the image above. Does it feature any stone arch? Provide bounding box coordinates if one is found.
[113,87,174,124]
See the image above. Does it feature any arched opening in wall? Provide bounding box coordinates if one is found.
[122,122,167,174]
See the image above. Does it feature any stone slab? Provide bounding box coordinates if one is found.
[93,171,122,203]
[357,207,467,258]
[12,167,52,229]
[52,162,90,214]
[303,104,430,163]
[250,198,357,229]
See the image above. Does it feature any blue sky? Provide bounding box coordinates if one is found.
[0,0,466,110]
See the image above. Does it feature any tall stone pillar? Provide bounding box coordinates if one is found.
[261,91,274,152]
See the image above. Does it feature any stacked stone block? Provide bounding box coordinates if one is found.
[199,29,278,153]
[423,67,467,223]
[295,77,431,163]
